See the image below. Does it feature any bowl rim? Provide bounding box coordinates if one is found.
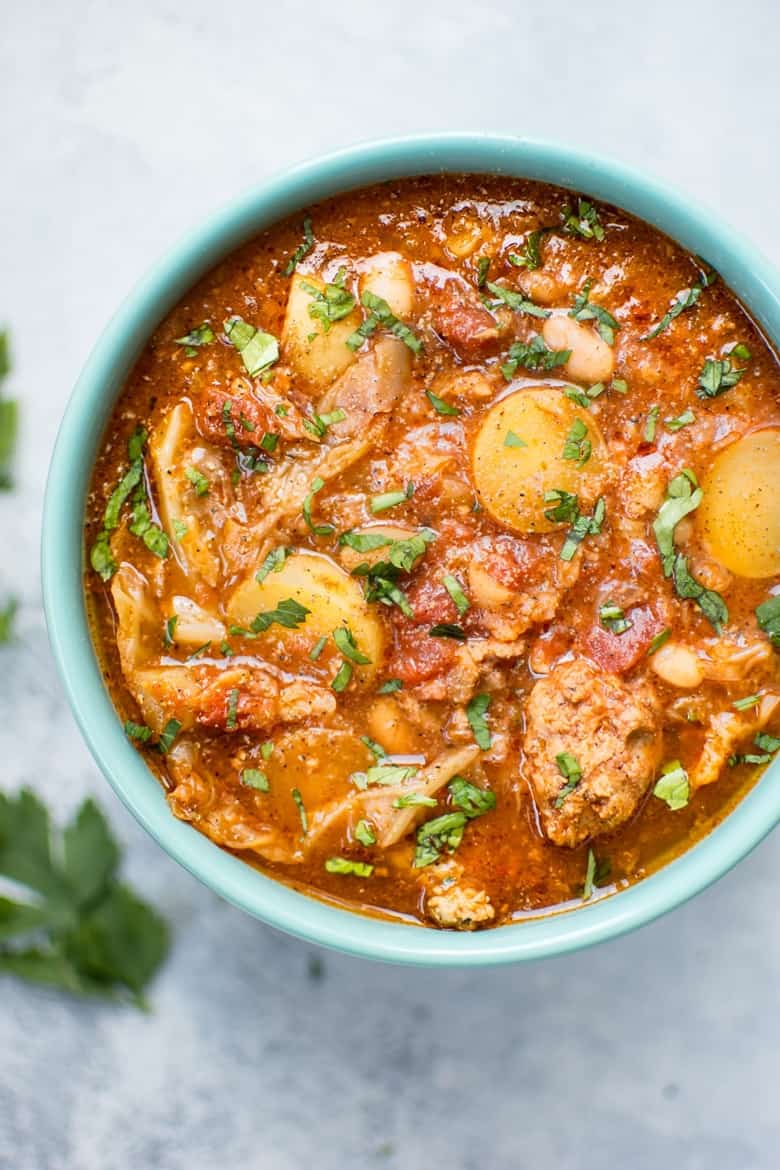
[42,132,780,966]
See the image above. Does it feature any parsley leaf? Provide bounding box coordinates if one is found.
[559,497,606,561]
[671,554,728,633]
[569,280,619,345]
[347,291,422,355]
[284,216,315,276]
[562,417,592,465]
[224,316,279,377]
[241,769,269,792]
[554,752,582,807]
[174,322,215,357]
[429,623,466,640]
[331,660,353,692]
[653,471,702,575]
[665,409,696,432]
[0,790,168,1004]
[332,626,371,664]
[696,355,745,399]
[449,776,496,818]
[354,820,377,846]
[303,475,335,536]
[504,430,527,448]
[324,857,374,877]
[370,482,414,514]
[599,601,633,635]
[508,229,546,270]
[425,389,461,416]
[582,848,610,900]
[466,692,492,750]
[561,199,605,242]
[756,596,780,648]
[412,812,467,868]
[484,281,550,319]
[442,573,470,616]
[90,426,167,580]
[501,334,571,381]
[185,466,209,497]
[301,268,356,333]
[255,546,289,584]
[247,597,311,634]
[653,760,690,810]
[640,268,716,340]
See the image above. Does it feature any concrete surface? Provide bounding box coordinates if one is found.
[1,1,779,1166]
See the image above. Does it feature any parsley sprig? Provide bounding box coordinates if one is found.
[0,790,169,1005]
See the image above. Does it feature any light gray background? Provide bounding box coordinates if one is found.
[2,1,779,1167]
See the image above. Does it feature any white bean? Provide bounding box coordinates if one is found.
[542,313,614,384]
[651,642,703,689]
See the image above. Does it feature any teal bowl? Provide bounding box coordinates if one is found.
[42,134,780,964]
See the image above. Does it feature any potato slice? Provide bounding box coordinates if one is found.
[698,428,780,578]
[281,272,361,387]
[360,252,415,318]
[471,386,607,533]
[226,550,384,678]
[337,524,417,573]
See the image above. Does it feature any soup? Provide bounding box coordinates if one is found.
[85,175,780,930]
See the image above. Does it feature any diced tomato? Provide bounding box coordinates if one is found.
[388,620,459,684]
[583,605,665,674]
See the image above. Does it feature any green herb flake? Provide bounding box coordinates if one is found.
[303,475,335,536]
[696,355,746,400]
[364,763,418,787]
[354,820,377,846]
[665,409,696,432]
[283,216,315,276]
[392,792,437,809]
[292,788,308,835]
[442,573,470,616]
[647,628,671,656]
[339,531,394,553]
[378,678,403,694]
[501,334,571,381]
[562,417,592,465]
[554,752,583,808]
[360,735,387,759]
[225,688,240,730]
[185,466,209,497]
[332,626,371,664]
[412,812,467,868]
[309,635,327,661]
[301,267,356,333]
[172,519,188,541]
[733,693,762,711]
[428,623,466,640]
[466,692,492,750]
[331,659,353,692]
[484,281,550,319]
[653,760,690,810]
[425,389,461,416]
[124,720,154,743]
[561,199,605,242]
[563,387,592,409]
[255,545,289,584]
[569,280,620,345]
[224,316,279,377]
[346,290,422,355]
[260,741,274,760]
[250,597,311,634]
[476,256,491,286]
[504,430,527,448]
[163,616,178,647]
[756,596,780,647]
[640,268,716,340]
[508,228,546,271]
[653,470,703,576]
[0,597,18,644]
[449,776,496,818]
[559,497,606,562]
[599,601,633,636]
[303,408,347,439]
[241,769,269,792]
[324,857,374,877]
[157,718,182,755]
[174,322,215,356]
[643,405,660,444]
[370,482,415,515]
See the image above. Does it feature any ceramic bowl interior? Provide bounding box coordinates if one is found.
[42,134,780,965]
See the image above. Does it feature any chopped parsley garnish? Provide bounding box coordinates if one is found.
[332,626,371,664]
[696,355,746,399]
[346,291,422,355]
[90,426,167,580]
[756,596,780,647]
[557,496,606,561]
[351,529,434,616]
[653,760,690,810]
[174,322,215,357]
[324,857,374,877]
[504,430,527,448]
[653,471,727,631]
[569,280,619,345]
[360,735,387,759]
[449,776,496,818]
[255,545,289,583]
[425,388,461,416]
[283,216,315,276]
[643,405,660,444]
[484,281,549,319]
[554,752,582,807]
[370,482,414,514]
[561,199,605,242]
[501,334,571,380]
[476,256,491,286]
[303,475,335,536]
[185,466,209,497]
[309,634,327,661]
[562,417,592,465]
[442,573,470,616]
[354,820,377,847]
[508,228,546,270]
[259,432,278,452]
[300,267,356,332]
[225,688,240,730]
[185,641,212,661]
[378,678,403,694]
[302,408,347,439]
[224,316,279,377]
[340,531,394,553]
[157,718,182,755]
[563,387,592,409]
[599,601,633,635]
[543,488,580,524]
[729,730,780,767]
[246,597,311,634]
[172,519,188,541]
[392,792,437,809]
[665,409,696,432]
[429,623,466,640]
[412,812,466,868]
[466,692,492,750]
[241,769,269,792]
[647,628,671,656]
[260,741,274,760]
[124,720,154,743]
[640,268,716,340]
[331,660,353,692]
[0,789,169,1003]
[582,849,610,900]
[733,693,762,711]
[291,788,308,835]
